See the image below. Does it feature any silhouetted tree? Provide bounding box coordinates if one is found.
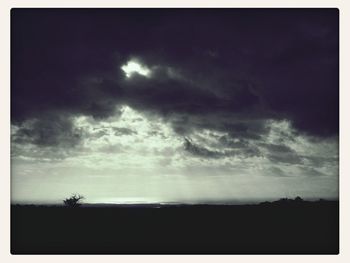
[63,194,84,208]
[294,196,304,202]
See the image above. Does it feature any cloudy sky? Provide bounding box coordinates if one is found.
[11,9,338,204]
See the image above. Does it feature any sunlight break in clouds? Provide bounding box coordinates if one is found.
[11,104,338,204]
[121,59,151,78]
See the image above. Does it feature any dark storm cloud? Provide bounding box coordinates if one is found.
[11,9,338,148]
[220,122,270,141]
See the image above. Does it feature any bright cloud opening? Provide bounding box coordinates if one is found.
[121,60,151,78]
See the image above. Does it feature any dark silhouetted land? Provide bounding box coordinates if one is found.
[11,199,339,254]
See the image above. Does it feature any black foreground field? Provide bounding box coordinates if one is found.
[11,201,339,254]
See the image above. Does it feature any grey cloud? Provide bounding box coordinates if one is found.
[218,135,249,149]
[302,155,338,167]
[260,143,295,153]
[90,129,109,139]
[12,114,83,148]
[260,143,303,165]
[97,143,127,154]
[184,138,224,159]
[113,127,137,136]
[147,130,168,139]
[265,165,327,178]
[11,144,72,162]
[241,147,262,158]
[183,137,261,159]
[157,158,173,166]
[153,147,176,157]
[265,166,289,177]
[267,154,302,165]
[298,167,328,177]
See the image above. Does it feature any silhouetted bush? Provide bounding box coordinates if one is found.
[260,197,306,206]
[294,196,304,202]
[63,194,84,208]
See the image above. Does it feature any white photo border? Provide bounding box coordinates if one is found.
[1,0,348,262]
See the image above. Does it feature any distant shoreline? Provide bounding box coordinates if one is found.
[11,198,339,208]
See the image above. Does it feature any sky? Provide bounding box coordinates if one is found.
[11,9,339,204]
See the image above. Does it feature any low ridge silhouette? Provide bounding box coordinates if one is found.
[11,197,339,254]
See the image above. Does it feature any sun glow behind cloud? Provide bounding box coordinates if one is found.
[71,105,182,169]
[121,60,151,78]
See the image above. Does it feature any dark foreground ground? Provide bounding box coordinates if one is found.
[11,201,339,254]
